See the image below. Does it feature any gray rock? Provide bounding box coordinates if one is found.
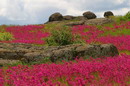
[100,44,119,57]
[49,44,119,62]
[49,12,63,22]
[23,52,42,63]
[63,15,75,20]
[83,11,97,19]
[0,43,119,63]
[0,59,20,67]
[76,16,88,21]
[84,18,114,25]
[104,11,114,18]
[65,21,85,26]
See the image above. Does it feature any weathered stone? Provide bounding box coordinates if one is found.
[49,12,63,22]
[23,52,42,63]
[100,44,119,57]
[75,16,88,21]
[0,43,119,63]
[65,21,85,26]
[0,59,20,67]
[84,18,114,25]
[84,44,101,58]
[51,48,74,62]
[0,49,19,60]
[104,11,114,18]
[83,11,97,19]
[63,15,75,20]
[49,44,119,62]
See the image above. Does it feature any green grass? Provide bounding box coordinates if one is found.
[0,32,14,41]
[103,29,130,36]
[119,50,130,55]
[111,11,130,22]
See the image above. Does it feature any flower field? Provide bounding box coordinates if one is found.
[0,54,130,86]
[72,21,130,53]
[0,25,49,44]
[0,21,130,85]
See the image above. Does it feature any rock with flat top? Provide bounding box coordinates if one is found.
[0,43,119,63]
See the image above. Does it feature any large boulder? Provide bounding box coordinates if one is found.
[83,11,97,19]
[0,43,119,63]
[104,11,114,18]
[49,12,63,22]
[50,44,119,62]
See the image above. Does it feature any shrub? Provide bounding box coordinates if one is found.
[124,11,130,20]
[114,11,130,22]
[43,26,74,46]
[113,16,126,22]
[0,32,14,41]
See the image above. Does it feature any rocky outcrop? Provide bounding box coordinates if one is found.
[65,18,114,26]
[65,21,85,26]
[104,11,114,18]
[74,16,88,21]
[83,11,97,19]
[46,11,115,25]
[0,59,20,67]
[49,12,63,22]
[0,43,119,63]
[84,18,114,25]
[63,15,75,20]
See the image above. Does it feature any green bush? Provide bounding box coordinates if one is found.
[124,11,130,20]
[43,26,74,46]
[115,16,126,22]
[43,25,85,46]
[0,32,14,41]
[112,11,130,22]
[115,11,130,22]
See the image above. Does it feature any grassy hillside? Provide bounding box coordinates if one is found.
[0,12,130,86]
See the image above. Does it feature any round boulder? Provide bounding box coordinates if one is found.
[104,11,114,18]
[83,11,97,19]
[49,12,63,22]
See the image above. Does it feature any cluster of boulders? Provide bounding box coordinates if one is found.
[47,11,114,22]
[0,43,119,66]
[46,11,114,26]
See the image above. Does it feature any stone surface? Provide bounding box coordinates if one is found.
[49,12,63,22]
[74,16,88,21]
[84,18,114,25]
[104,11,114,18]
[65,21,85,26]
[0,58,20,67]
[0,43,119,63]
[63,15,75,20]
[83,11,97,19]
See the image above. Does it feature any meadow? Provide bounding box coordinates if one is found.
[0,14,130,86]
